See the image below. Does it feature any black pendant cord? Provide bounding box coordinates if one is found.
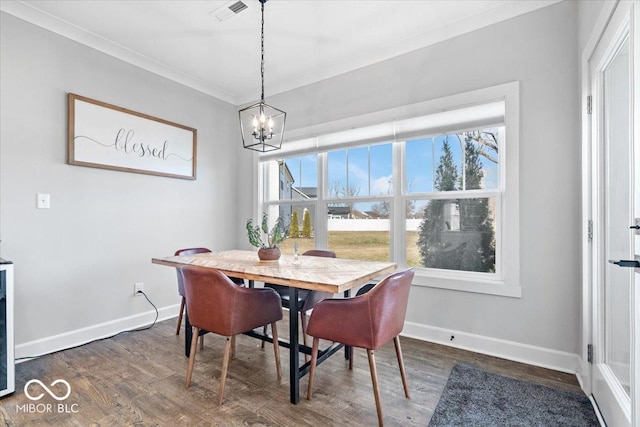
[260,0,265,104]
[239,0,283,152]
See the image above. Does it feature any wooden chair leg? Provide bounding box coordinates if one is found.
[185,327,199,388]
[367,349,384,427]
[261,325,267,349]
[393,336,410,399]
[176,297,185,335]
[270,322,282,380]
[218,336,233,406]
[231,335,236,359]
[306,337,320,400]
[199,335,204,350]
[349,347,354,370]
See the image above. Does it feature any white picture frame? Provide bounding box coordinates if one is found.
[67,93,197,180]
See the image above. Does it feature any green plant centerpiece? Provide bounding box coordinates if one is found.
[246,213,289,261]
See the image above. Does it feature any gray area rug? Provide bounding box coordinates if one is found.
[429,364,600,426]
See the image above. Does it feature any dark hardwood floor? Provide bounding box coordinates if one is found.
[0,318,584,426]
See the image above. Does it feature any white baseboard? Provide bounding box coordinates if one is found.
[402,321,579,375]
[15,304,180,361]
[15,309,579,379]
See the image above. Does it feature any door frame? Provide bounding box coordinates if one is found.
[581,1,638,426]
[632,4,640,427]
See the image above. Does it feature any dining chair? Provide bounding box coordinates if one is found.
[174,248,211,336]
[174,247,244,336]
[306,269,414,427]
[181,266,283,406]
[263,249,336,350]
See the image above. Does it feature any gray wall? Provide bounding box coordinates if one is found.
[240,1,582,355]
[0,13,239,348]
[579,0,606,53]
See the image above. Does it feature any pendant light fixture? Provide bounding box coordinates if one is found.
[239,0,286,152]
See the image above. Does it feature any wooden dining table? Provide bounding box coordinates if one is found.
[152,249,397,404]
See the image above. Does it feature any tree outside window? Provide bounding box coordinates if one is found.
[416,131,498,272]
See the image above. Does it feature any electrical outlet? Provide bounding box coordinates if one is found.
[133,282,144,296]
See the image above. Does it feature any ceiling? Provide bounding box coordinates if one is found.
[1,0,559,105]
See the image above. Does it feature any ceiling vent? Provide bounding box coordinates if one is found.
[211,1,249,22]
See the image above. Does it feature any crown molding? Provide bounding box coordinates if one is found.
[0,0,239,105]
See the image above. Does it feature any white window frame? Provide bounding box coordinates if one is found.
[399,129,504,282]
[257,82,520,298]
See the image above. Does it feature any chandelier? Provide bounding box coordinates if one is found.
[239,0,286,152]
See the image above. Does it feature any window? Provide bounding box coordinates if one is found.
[405,129,501,274]
[325,143,393,261]
[258,83,520,297]
[263,155,319,255]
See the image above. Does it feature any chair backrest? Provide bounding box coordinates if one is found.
[302,249,336,258]
[355,282,377,296]
[307,269,414,350]
[175,248,212,256]
[181,266,282,336]
[301,249,336,311]
[360,269,414,348]
[175,248,211,297]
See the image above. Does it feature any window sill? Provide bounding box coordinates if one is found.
[411,271,522,298]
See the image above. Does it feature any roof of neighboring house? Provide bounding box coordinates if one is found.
[327,206,350,215]
[294,187,317,198]
[350,209,370,219]
[278,160,294,184]
[292,187,310,199]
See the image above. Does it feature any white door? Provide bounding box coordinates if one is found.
[589,2,639,426]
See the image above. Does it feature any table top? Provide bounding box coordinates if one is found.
[152,249,397,294]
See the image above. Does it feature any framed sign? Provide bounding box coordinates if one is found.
[67,93,197,180]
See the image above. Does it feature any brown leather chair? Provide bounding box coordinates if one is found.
[174,248,244,336]
[174,248,211,336]
[263,249,335,348]
[181,266,283,406]
[306,269,414,427]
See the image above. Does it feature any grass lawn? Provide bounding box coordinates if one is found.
[279,231,421,265]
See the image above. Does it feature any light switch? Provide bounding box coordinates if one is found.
[36,193,50,209]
